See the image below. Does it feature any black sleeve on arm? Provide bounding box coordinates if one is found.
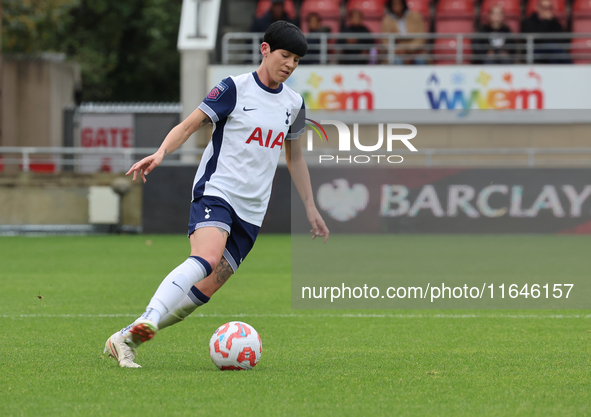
[287,98,306,140]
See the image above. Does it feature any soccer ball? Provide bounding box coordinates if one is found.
[208,321,262,370]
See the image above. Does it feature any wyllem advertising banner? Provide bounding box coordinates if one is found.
[291,168,591,234]
[210,65,591,111]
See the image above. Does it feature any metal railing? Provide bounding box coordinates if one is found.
[78,102,183,113]
[0,147,203,173]
[1,146,590,171]
[222,32,591,65]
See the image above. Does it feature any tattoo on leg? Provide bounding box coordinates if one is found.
[216,227,229,238]
[214,257,234,286]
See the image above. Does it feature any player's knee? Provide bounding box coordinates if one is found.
[205,257,220,274]
[190,255,217,276]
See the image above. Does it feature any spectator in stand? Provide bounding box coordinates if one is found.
[474,5,515,64]
[250,0,298,33]
[381,0,427,64]
[301,13,331,65]
[522,0,570,63]
[339,9,375,65]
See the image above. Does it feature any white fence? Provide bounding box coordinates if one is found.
[222,32,591,65]
[0,147,202,173]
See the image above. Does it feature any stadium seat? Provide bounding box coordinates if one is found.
[572,0,591,34]
[347,0,385,19]
[480,0,521,33]
[300,0,341,33]
[436,0,475,18]
[435,0,475,34]
[346,0,386,33]
[525,0,567,29]
[570,38,591,63]
[255,0,297,20]
[436,19,475,33]
[573,18,591,33]
[433,37,472,64]
[573,0,591,16]
[407,0,432,27]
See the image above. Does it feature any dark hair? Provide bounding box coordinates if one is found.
[263,21,307,57]
[387,0,408,16]
[306,12,322,22]
[348,8,365,19]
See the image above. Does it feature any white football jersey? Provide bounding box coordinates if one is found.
[194,71,305,226]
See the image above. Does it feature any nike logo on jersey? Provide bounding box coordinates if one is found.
[243,107,257,112]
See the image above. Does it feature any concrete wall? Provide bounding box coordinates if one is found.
[0,173,142,226]
[1,55,80,147]
[180,50,210,161]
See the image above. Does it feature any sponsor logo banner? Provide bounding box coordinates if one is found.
[292,168,591,234]
[291,168,591,309]
[210,65,591,114]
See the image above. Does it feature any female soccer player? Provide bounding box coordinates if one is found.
[104,21,329,368]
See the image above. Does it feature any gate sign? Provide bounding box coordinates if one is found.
[79,114,134,173]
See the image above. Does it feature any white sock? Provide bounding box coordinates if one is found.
[158,286,211,330]
[121,257,212,335]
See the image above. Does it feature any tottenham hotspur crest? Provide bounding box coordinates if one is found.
[285,110,291,125]
[204,208,211,219]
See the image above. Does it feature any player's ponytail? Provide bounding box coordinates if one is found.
[263,21,307,58]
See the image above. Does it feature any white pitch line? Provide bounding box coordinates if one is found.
[1,313,590,319]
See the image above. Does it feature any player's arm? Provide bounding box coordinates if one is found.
[286,138,330,243]
[127,108,211,183]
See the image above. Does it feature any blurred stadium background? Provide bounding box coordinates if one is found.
[1,0,590,235]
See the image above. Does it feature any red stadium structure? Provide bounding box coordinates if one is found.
[572,0,591,62]
[435,0,475,34]
[571,38,591,63]
[572,0,591,32]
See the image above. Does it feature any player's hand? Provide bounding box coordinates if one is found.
[126,152,164,183]
[307,206,330,243]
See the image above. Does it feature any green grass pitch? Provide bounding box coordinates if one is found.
[0,234,590,416]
